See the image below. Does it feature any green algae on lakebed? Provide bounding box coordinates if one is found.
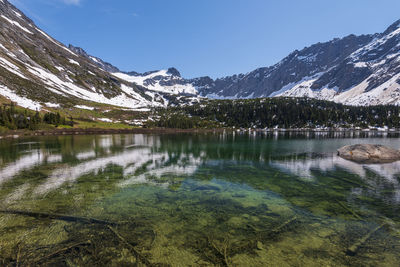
[0,132,400,266]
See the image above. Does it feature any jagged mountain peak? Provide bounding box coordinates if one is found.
[120,68,181,78]
[71,44,183,79]
[166,67,181,77]
[383,19,400,35]
[63,17,400,106]
[68,44,88,57]
[68,44,120,73]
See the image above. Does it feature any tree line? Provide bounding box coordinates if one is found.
[147,97,400,129]
[0,102,73,130]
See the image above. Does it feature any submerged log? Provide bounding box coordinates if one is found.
[107,225,153,266]
[16,243,21,267]
[35,241,91,263]
[346,223,385,256]
[0,209,117,226]
[270,216,298,235]
[336,201,363,220]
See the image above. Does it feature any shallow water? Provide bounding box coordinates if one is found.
[0,132,400,266]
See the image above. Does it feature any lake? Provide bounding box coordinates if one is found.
[0,132,400,266]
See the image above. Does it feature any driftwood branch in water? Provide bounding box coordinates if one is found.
[346,223,385,256]
[270,216,297,235]
[107,225,152,266]
[16,243,21,267]
[208,239,231,267]
[1,210,153,264]
[35,241,91,263]
[204,234,233,267]
[0,209,117,226]
[336,201,363,221]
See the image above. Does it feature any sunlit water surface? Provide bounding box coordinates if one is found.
[1,132,400,266]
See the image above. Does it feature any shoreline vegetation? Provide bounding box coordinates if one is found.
[2,97,400,139]
[147,97,400,129]
[0,127,228,139]
[1,127,400,139]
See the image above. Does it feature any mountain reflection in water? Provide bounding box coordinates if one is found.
[1,133,400,204]
[0,132,400,266]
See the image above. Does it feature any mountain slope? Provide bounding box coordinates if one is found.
[1,0,400,110]
[192,21,400,106]
[197,34,375,99]
[0,0,181,111]
[93,20,400,106]
[69,44,201,104]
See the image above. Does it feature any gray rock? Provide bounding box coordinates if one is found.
[337,144,400,163]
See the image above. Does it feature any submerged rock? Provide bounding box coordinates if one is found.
[337,144,400,163]
[193,185,221,191]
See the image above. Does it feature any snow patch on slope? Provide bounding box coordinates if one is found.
[45,102,60,108]
[12,10,22,18]
[354,62,368,68]
[0,56,28,79]
[1,15,33,34]
[271,72,338,100]
[335,73,400,106]
[113,70,167,85]
[0,85,42,110]
[24,63,159,109]
[68,58,79,65]
[276,71,400,106]
[75,105,94,110]
[351,27,400,61]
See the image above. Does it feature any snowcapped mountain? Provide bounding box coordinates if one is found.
[0,0,198,111]
[112,68,197,96]
[1,0,400,110]
[83,18,400,106]
[197,34,375,100]
[69,43,199,96]
[192,20,400,106]
[278,20,400,105]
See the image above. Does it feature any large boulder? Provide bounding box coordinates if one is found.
[337,144,400,163]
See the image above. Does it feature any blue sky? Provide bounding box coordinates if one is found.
[9,0,400,78]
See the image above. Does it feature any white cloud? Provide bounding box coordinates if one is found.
[62,0,81,5]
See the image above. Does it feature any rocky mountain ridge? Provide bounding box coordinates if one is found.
[203,19,400,106]
[77,19,400,106]
[0,0,199,112]
[1,0,400,110]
